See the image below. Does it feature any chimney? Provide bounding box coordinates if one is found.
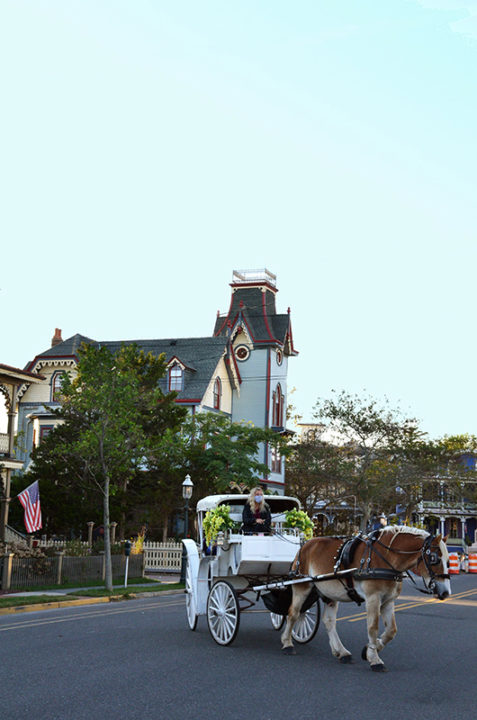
[51,328,63,347]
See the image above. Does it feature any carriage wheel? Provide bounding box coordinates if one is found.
[270,613,286,631]
[185,559,198,631]
[291,600,320,644]
[207,580,240,646]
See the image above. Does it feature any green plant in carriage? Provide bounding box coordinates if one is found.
[203,505,236,546]
[284,509,314,540]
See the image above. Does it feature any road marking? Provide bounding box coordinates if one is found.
[338,588,477,623]
[0,598,185,633]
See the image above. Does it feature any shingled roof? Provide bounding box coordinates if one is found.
[27,334,229,404]
[213,274,298,355]
[101,336,228,402]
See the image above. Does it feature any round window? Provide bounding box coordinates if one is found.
[236,345,250,361]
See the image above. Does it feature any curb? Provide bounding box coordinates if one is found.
[0,588,184,615]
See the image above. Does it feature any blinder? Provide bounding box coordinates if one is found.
[425,548,440,566]
[421,535,450,585]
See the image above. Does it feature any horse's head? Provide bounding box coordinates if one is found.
[414,533,451,600]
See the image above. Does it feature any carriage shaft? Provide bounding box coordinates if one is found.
[252,567,357,592]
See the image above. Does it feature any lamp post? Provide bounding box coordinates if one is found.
[180,474,193,584]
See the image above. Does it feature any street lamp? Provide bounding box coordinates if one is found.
[180,474,193,583]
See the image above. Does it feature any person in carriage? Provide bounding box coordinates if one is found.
[242,487,272,534]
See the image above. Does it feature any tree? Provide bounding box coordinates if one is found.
[285,432,345,517]
[312,391,425,529]
[28,343,186,590]
[373,432,477,527]
[144,413,290,539]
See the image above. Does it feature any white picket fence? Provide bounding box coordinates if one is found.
[143,541,183,572]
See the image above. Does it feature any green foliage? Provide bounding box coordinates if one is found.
[202,505,235,546]
[26,342,185,589]
[144,412,290,538]
[301,391,427,529]
[284,508,314,539]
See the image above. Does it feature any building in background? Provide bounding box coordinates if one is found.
[15,269,296,492]
[0,363,44,543]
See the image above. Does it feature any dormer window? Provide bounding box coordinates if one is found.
[169,364,183,391]
[51,372,65,402]
[213,377,222,410]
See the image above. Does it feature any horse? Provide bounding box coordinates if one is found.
[280,526,451,671]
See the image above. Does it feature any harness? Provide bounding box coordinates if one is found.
[332,530,449,604]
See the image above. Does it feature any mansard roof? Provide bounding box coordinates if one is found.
[213,284,298,354]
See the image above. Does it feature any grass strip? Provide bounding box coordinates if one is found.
[70,583,184,598]
[0,583,184,609]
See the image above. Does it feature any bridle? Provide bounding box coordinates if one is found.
[360,530,449,596]
[413,533,450,594]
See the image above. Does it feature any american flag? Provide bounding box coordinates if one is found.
[17,481,42,533]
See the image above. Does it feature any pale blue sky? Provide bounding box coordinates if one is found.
[1,1,476,439]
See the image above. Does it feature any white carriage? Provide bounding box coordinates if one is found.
[182,494,320,646]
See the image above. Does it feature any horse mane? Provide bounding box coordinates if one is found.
[381,525,428,538]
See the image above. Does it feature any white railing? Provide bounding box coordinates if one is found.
[143,541,183,572]
[38,540,91,550]
[5,525,27,544]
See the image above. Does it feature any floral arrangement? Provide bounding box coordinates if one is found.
[131,527,146,555]
[203,505,236,546]
[284,509,314,540]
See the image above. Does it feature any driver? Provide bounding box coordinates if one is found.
[242,487,271,534]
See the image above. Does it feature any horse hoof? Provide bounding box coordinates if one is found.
[371,664,388,673]
[282,646,296,656]
[361,646,368,661]
[339,655,353,664]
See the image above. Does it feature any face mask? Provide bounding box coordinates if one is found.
[254,495,263,503]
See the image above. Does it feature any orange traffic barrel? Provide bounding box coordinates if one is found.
[468,554,477,574]
[448,553,460,574]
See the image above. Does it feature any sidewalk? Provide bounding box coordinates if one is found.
[3,572,181,598]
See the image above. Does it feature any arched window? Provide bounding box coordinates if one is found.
[51,372,64,402]
[213,377,222,410]
[169,364,183,391]
[272,383,284,427]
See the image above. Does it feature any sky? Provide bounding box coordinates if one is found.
[1,0,476,440]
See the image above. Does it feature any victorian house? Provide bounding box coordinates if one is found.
[0,363,44,544]
[15,269,297,493]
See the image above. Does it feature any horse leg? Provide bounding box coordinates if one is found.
[362,594,388,672]
[280,583,310,655]
[378,598,397,650]
[322,601,353,663]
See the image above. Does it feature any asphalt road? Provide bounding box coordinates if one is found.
[2,574,476,720]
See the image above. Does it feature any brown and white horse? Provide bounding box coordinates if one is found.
[281,526,451,671]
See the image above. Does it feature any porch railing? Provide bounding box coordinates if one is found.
[0,433,9,454]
